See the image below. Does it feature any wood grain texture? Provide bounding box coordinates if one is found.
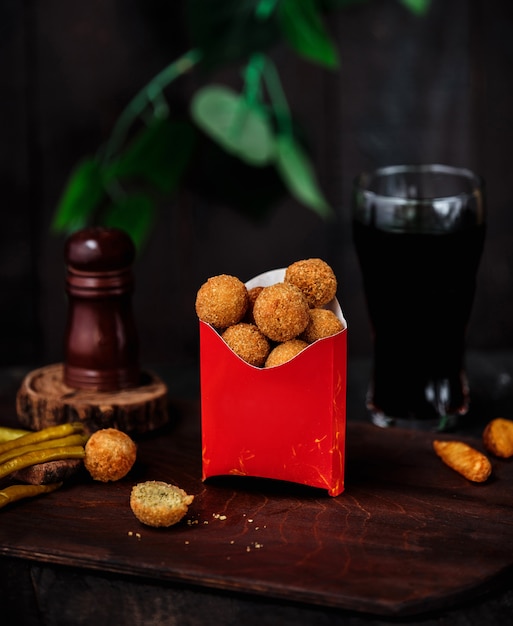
[0,410,512,618]
[15,363,168,433]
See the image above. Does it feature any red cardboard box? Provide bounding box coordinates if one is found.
[200,269,347,496]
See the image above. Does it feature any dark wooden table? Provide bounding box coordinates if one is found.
[1,352,513,626]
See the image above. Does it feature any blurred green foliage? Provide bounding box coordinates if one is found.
[52,0,430,248]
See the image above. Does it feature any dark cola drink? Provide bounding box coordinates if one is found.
[352,165,486,430]
[353,220,485,427]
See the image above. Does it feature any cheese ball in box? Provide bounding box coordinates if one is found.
[252,282,310,342]
[195,274,249,329]
[285,258,337,308]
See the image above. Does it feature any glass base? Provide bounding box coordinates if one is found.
[365,373,469,432]
[369,409,460,432]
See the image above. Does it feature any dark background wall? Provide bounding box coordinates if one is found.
[1,0,512,370]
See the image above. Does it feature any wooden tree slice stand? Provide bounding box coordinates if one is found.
[16,363,168,434]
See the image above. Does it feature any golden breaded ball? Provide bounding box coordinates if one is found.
[300,308,345,343]
[284,258,337,308]
[195,274,249,329]
[130,481,194,527]
[84,428,137,482]
[265,339,309,368]
[253,282,310,342]
[483,418,513,458]
[222,323,271,367]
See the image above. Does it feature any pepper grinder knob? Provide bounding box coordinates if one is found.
[63,227,140,391]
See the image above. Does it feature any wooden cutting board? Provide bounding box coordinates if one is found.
[0,410,512,618]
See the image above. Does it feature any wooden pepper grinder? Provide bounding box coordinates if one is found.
[16,226,168,433]
[63,226,140,391]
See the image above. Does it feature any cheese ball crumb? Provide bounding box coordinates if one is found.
[265,339,309,368]
[195,274,249,329]
[300,308,345,343]
[285,258,337,308]
[253,282,310,342]
[222,323,271,367]
[130,480,194,527]
[84,428,136,482]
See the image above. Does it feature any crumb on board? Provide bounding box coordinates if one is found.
[127,531,141,540]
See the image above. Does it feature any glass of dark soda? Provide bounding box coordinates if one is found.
[352,164,486,430]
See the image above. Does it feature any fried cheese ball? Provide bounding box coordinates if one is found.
[483,417,513,458]
[222,323,271,367]
[195,274,249,329]
[265,339,309,368]
[300,308,345,343]
[84,428,137,482]
[130,480,194,527]
[253,282,310,342]
[284,258,337,308]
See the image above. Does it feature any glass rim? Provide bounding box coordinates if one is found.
[354,163,484,205]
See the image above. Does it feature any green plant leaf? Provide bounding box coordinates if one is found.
[278,0,339,69]
[275,134,333,219]
[105,117,197,195]
[398,0,431,15]
[186,0,281,72]
[102,50,201,164]
[101,194,156,250]
[52,158,105,232]
[191,85,276,165]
